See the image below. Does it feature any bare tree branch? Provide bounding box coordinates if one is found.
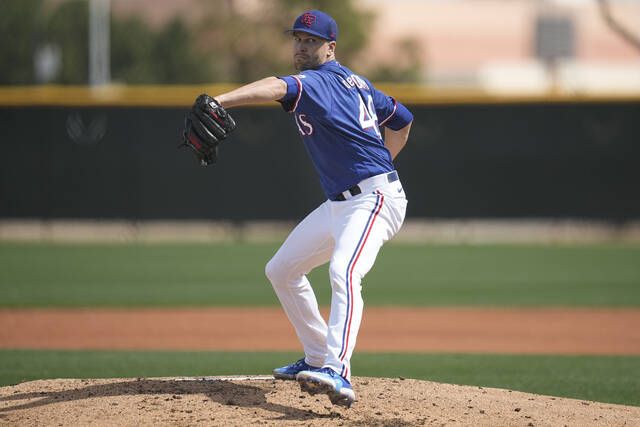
[597,0,640,53]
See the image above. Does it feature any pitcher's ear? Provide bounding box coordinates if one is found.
[328,41,336,55]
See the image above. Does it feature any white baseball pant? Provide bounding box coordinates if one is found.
[265,172,407,381]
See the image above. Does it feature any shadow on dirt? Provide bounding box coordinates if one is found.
[0,378,342,422]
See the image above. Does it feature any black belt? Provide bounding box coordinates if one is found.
[334,171,399,201]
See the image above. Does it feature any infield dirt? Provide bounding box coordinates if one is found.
[2,307,640,354]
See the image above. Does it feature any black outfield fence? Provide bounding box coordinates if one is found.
[1,101,639,220]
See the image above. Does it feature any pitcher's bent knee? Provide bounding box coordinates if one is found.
[265,258,281,283]
[265,256,294,287]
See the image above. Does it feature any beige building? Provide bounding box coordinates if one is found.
[359,0,640,93]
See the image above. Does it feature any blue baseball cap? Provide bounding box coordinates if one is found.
[287,10,338,42]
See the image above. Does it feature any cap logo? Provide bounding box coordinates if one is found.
[301,12,316,28]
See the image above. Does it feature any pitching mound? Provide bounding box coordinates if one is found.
[1,376,638,426]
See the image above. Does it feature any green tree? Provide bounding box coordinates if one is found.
[111,16,211,84]
[0,0,423,85]
[110,15,156,84]
[151,18,212,83]
[45,0,89,84]
[0,0,45,84]
[1,0,213,84]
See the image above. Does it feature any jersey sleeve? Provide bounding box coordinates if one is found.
[371,87,414,131]
[277,72,329,115]
[277,75,303,113]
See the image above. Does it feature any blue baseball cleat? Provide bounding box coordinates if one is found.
[296,367,356,408]
[272,358,320,380]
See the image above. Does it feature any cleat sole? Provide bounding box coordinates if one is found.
[299,377,332,395]
[297,374,355,408]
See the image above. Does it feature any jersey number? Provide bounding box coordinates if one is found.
[358,95,381,138]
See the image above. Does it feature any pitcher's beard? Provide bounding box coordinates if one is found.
[294,56,317,71]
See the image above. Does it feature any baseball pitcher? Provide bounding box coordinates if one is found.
[182,10,413,408]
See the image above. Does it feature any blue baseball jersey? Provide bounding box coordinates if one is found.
[278,60,413,200]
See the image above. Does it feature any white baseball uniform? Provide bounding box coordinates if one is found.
[266,59,413,381]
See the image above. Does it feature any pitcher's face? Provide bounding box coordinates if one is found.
[292,31,335,71]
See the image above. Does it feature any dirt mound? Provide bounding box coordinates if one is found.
[1,376,638,426]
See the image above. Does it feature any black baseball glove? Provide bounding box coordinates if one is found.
[181,93,236,166]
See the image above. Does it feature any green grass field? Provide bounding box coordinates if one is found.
[1,242,639,406]
[1,242,639,307]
